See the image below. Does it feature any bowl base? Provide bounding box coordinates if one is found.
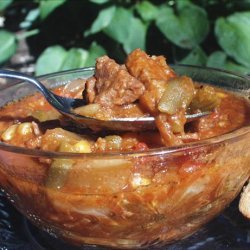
[23,219,102,250]
[22,199,250,250]
[1,189,250,250]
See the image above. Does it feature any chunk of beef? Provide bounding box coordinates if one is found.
[126,48,176,113]
[126,49,186,146]
[155,113,183,146]
[86,56,145,106]
[85,76,96,103]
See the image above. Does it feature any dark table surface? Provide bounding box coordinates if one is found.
[1,190,250,250]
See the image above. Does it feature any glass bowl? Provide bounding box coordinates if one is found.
[0,66,250,249]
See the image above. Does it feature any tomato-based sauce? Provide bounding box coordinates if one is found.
[0,50,250,249]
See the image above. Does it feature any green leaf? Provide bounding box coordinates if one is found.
[180,47,207,66]
[20,8,40,29]
[84,6,116,36]
[85,42,106,66]
[104,7,146,53]
[206,51,227,69]
[225,61,250,75]
[123,17,147,54]
[135,1,158,22]
[156,2,209,49]
[39,0,66,20]
[0,0,13,11]
[35,44,106,75]
[35,45,67,75]
[0,30,16,64]
[89,0,110,4]
[16,29,39,40]
[104,8,132,44]
[207,51,250,75]
[215,12,250,68]
[61,48,88,70]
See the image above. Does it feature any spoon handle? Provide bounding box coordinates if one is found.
[0,69,68,111]
[0,69,48,94]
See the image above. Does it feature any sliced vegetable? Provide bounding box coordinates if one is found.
[73,140,92,153]
[75,103,101,117]
[158,76,195,115]
[41,128,93,152]
[97,135,122,151]
[190,85,221,112]
[1,124,18,141]
[45,159,74,189]
[32,110,60,122]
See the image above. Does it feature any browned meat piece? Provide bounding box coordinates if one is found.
[86,56,145,106]
[126,48,176,113]
[155,113,184,146]
[85,76,96,103]
[155,110,200,146]
[126,49,191,146]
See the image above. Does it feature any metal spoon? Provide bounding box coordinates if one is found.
[0,69,210,131]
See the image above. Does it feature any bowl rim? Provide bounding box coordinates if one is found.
[0,65,250,158]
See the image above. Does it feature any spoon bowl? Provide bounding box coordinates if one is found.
[0,69,209,131]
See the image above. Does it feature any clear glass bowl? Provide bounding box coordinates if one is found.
[0,66,250,249]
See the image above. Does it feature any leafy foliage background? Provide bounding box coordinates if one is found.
[0,0,250,76]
